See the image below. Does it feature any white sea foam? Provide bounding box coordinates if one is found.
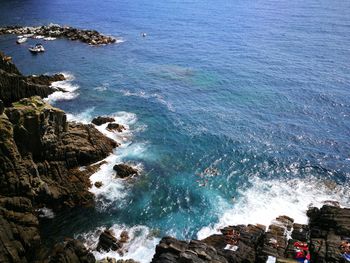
[66,107,96,124]
[37,207,55,219]
[45,72,79,103]
[197,176,350,240]
[115,37,125,44]
[79,224,160,263]
[67,108,147,209]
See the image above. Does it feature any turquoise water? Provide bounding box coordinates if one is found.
[1,0,350,261]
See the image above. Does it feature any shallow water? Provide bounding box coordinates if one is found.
[1,0,350,261]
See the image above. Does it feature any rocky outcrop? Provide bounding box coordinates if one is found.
[0,96,117,262]
[92,116,115,126]
[97,229,121,252]
[113,164,138,178]
[0,24,117,45]
[307,205,350,262]
[107,123,126,132]
[151,205,350,263]
[0,52,64,106]
[47,239,95,263]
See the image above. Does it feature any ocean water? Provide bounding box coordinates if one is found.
[1,0,350,261]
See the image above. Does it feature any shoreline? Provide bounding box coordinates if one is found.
[1,44,349,262]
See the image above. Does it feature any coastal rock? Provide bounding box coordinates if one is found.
[94,181,103,188]
[0,99,4,114]
[152,205,350,263]
[97,229,121,252]
[0,196,40,263]
[48,238,95,263]
[307,205,350,262]
[152,236,229,263]
[0,52,64,106]
[107,123,126,132]
[113,164,138,178]
[0,24,117,46]
[0,53,118,262]
[92,116,115,126]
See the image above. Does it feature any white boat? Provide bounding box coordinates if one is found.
[43,37,56,41]
[33,35,44,39]
[16,37,27,44]
[29,44,45,53]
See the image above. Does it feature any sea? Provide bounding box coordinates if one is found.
[0,0,350,261]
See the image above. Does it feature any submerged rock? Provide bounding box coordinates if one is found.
[92,116,115,126]
[113,164,138,178]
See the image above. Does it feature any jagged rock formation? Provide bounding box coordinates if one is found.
[152,205,350,263]
[0,24,117,45]
[107,123,126,132]
[0,52,65,106]
[0,52,117,262]
[308,205,350,262]
[47,239,95,263]
[92,116,116,126]
[113,164,138,178]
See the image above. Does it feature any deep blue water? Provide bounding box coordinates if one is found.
[1,0,350,260]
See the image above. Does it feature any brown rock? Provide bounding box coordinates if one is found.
[95,181,103,188]
[107,123,126,132]
[97,229,121,252]
[113,164,138,178]
[92,116,115,126]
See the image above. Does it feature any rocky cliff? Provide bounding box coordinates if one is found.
[151,205,350,263]
[0,51,65,106]
[0,52,117,262]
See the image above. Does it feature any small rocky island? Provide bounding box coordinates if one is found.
[0,51,349,263]
[0,24,117,45]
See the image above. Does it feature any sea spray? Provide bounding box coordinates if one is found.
[44,72,79,103]
[197,176,350,240]
[78,224,160,263]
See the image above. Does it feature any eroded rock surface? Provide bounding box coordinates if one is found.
[0,52,64,106]
[0,52,117,262]
[151,205,350,263]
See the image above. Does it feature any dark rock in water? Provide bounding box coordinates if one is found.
[92,116,115,126]
[119,230,129,243]
[95,181,103,188]
[107,122,126,132]
[48,238,95,263]
[0,99,4,114]
[0,52,64,106]
[113,164,138,178]
[97,229,121,252]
